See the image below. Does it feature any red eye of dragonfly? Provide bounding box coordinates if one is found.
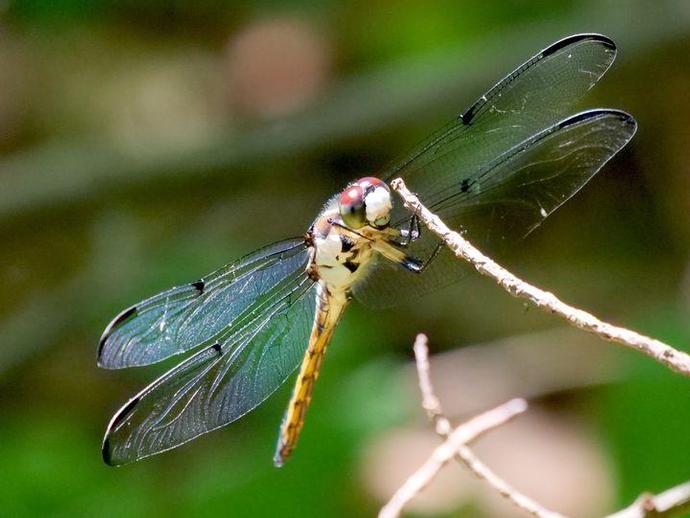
[338,184,367,229]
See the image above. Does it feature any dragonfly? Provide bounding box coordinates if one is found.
[98,33,637,467]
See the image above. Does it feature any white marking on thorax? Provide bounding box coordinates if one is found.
[313,225,373,289]
[314,229,354,288]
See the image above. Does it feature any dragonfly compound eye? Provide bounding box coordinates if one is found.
[363,184,392,228]
[339,184,367,229]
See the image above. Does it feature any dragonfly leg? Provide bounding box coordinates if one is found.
[396,212,421,247]
[415,242,443,273]
[395,242,443,274]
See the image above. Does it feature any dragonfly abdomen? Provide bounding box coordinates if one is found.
[274,284,348,466]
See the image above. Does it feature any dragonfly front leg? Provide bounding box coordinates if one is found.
[397,211,422,247]
[385,211,422,248]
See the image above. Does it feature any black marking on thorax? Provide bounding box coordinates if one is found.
[343,260,359,273]
[340,235,355,253]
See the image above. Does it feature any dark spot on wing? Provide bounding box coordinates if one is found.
[109,396,141,431]
[211,342,223,356]
[102,437,114,465]
[191,280,205,294]
[541,33,615,58]
[343,260,359,273]
[459,178,472,193]
[558,110,599,127]
[556,109,633,131]
[459,105,477,126]
[98,306,138,359]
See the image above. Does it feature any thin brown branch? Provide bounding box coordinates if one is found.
[415,334,564,518]
[378,394,528,518]
[413,333,453,436]
[390,178,690,376]
[606,482,690,518]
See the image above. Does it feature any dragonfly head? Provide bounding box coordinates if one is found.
[338,177,392,230]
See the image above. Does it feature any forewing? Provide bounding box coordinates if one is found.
[355,110,637,307]
[384,34,616,202]
[98,238,309,368]
[102,260,317,465]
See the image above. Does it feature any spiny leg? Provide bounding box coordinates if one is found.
[397,211,421,247]
[413,242,443,273]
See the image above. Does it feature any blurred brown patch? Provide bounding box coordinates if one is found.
[223,17,331,118]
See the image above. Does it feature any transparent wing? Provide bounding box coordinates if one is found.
[383,34,617,198]
[102,254,317,465]
[355,110,637,307]
[98,238,309,368]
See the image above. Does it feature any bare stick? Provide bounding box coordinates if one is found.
[414,334,565,518]
[413,333,453,436]
[390,178,690,376]
[606,481,690,518]
[378,395,528,518]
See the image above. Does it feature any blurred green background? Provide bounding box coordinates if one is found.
[2,0,690,516]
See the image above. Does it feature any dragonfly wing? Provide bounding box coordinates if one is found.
[384,34,617,199]
[98,238,309,368]
[102,260,318,465]
[355,110,637,307]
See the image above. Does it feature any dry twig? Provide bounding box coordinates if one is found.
[379,334,564,518]
[413,335,566,518]
[606,482,690,518]
[378,396,528,518]
[381,334,690,518]
[390,178,690,376]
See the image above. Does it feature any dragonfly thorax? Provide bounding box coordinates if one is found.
[310,203,376,289]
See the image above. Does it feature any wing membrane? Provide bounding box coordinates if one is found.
[355,110,637,307]
[98,238,309,368]
[384,34,616,203]
[102,254,317,465]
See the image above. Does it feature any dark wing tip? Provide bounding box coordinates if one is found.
[191,280,205,294]
[102,436,115,466]
[109,395,141,431]
[557,108,637,131]
[97,305,138,367]
[541,33,616,58]
[101,395,141,466]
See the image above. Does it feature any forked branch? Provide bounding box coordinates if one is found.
[390,178,690,376]
[380,334,690,518]
[378,334,564,518]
